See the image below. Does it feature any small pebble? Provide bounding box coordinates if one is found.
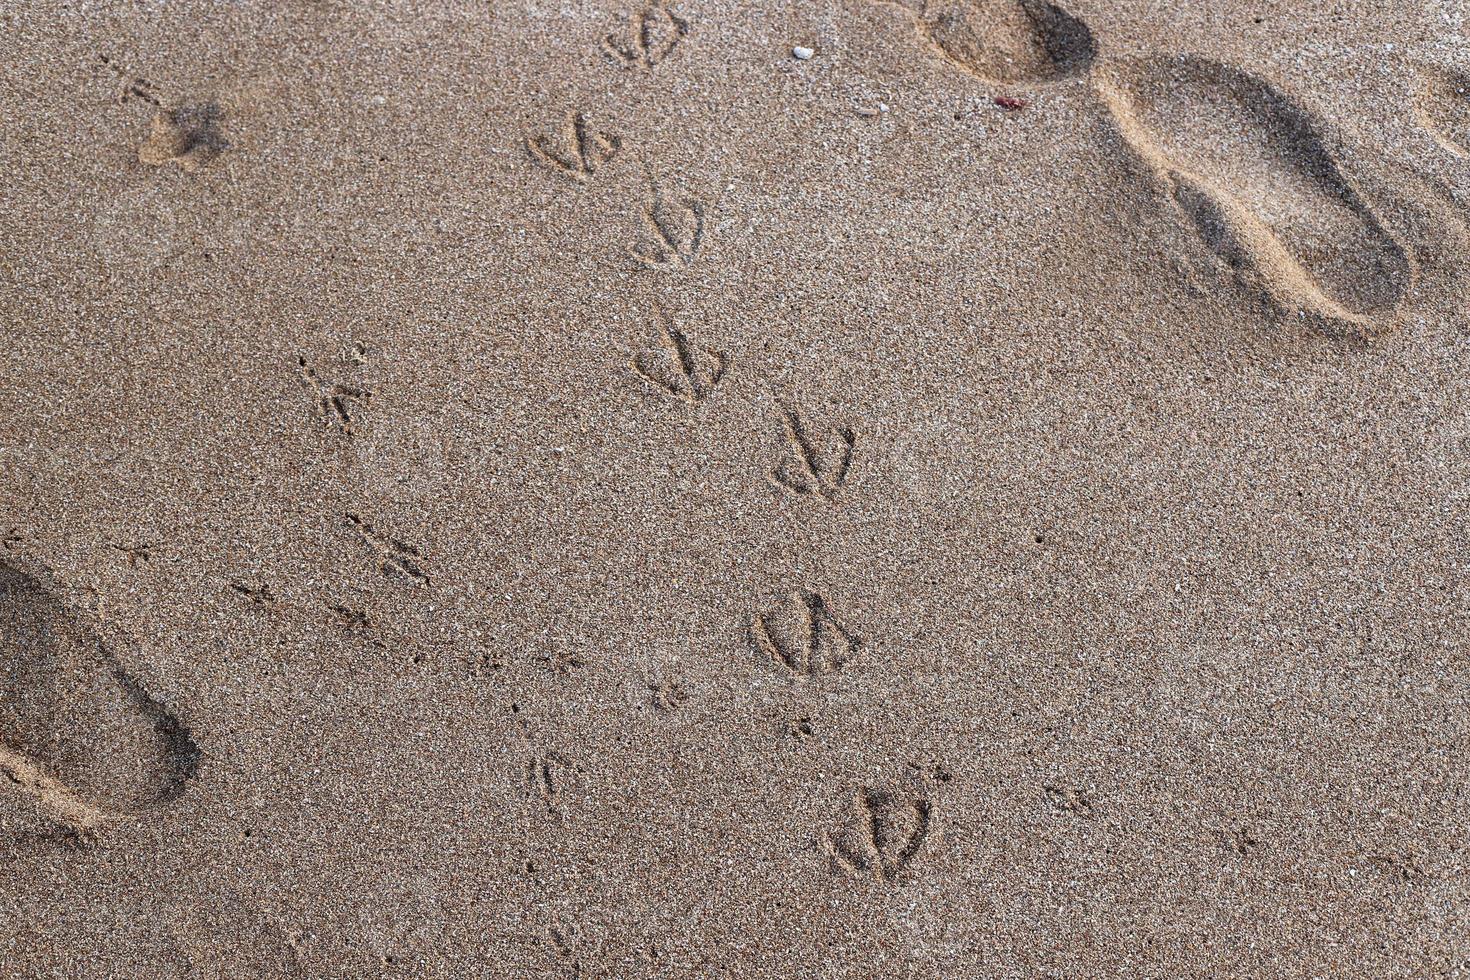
[793,46,814,60]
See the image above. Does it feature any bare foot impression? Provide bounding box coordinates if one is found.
[0,563,200,833]
[1417,68,1470,158]
[1097,56,1411,337]
[880,0,1095,85]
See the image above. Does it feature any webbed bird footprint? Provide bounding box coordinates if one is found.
[1096,55,1411,338]
[0,562,199,833]
[882,0,1095,85]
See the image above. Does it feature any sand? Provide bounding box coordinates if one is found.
[2,0,1469,976]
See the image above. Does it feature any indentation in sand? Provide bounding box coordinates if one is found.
[1097,55,1410,337]
[882,0,1095,85]
[824,786,933,881]
[627,178,706,270]
[1417,68,1470,158]
[767,406,855,502]
[526,110,620,185]
[630,300,727,405]
[601,2,689,71]
[750,589,861,677]
[138,103,228,172]
[0,563,200,832]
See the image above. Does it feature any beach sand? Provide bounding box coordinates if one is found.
[3,1,1470,976]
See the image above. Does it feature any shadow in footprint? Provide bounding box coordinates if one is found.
[1417,68,1470,158]
[0,562,199,833]
[1097,55,1411,338]
[882,0,1095,85]
[138,103,228,173]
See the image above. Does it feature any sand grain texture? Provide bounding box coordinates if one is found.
[3,1,1470,977]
